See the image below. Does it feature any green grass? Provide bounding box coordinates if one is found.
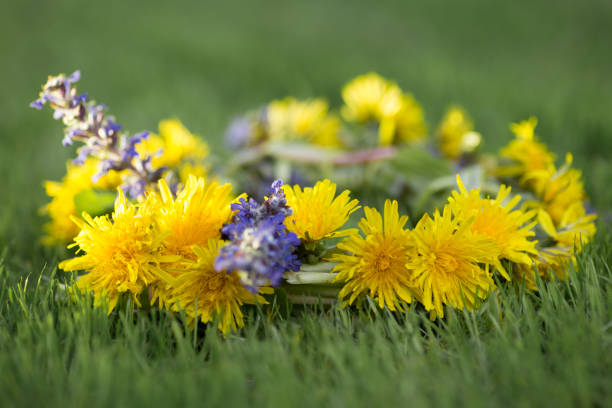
[1,245,610,406]
[1,0,611,406]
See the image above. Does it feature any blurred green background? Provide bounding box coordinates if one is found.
[1,0,611,260]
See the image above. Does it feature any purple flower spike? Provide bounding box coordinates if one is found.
[31,71,167,199]
[224,116,253,149]
[215,179,300,291]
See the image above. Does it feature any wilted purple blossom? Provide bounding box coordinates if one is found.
[224,116,253,150]
[224,107,269,150]
[215,179,301,291]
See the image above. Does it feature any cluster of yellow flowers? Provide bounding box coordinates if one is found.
[267,98,342,147]
[341,73,427,146]
[57,176,359,333]
[39,72,597,334]
[227,72,481,157]
[498,118,597,288]
[60,175,268,333]
[58,159,595,333]
[332,174,558,319]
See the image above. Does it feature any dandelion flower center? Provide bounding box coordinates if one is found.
[375,255,391,273]
[433,251,458,273]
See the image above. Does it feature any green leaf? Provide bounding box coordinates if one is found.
[391,146,452,178]
[73,189,117,217]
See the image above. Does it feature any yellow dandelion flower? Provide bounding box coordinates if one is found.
[511,261,543,291]
[341,72,426,146]
[150,176,238,305]
[512,248,574,291]
[527,154,586,225]
[556,203,597,249]
[511,116,537,140]
[331,200,416,311]
[42,163,97,246]
[409,206,499,318]
[42,180,82,245]
[498,117,555,182]
[59,191,177,313]
[164,239,268,334]
[137,118,209,169]
[341,73,403,123]
[266,97,342,147]
[283,179,360,244]
[177,162,208,184]
[154,175,237,260]
[436,107,482,160]
[41,159,124,245]
[447,175,538,280]
[393,94,427,144]
[158,118,208,166]
[537,204,596,254]
[515,203,596,291]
